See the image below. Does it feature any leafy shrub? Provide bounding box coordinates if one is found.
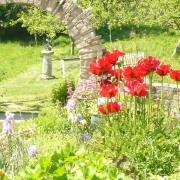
[31,107,70,134]
[51,78,76,105]
[15,143,129,180]
[93,115,180,179]
[51,78,68,105]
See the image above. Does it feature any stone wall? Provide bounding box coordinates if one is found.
[153,83,179,109]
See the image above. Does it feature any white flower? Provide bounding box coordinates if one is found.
[28,145,38,157]
[80,119,87,125]
[5,112,15,121]
[74,113,83,122]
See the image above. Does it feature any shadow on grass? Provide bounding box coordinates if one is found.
[0,99,46,112]
[0,26,70,47]
[97,25,173,42]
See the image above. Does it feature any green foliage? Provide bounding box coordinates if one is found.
[33,107,70,133]
[78,0,180,30]
[0,134,29,173]
[15,143,128,180]
[0,3,26,28]
[17,6,65,39]
[51,78,68,105]
[51,77,76,105]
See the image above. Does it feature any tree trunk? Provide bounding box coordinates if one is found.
[109,26,112,46]
[34,33,38,46]
[172,39,180,56]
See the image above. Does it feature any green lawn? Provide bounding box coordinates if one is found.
[0,36,80,112]
[104,33,180,69]
[0,29,179,112]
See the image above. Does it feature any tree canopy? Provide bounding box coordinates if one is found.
[17,6,66,39]
[0,3,65,40]
[78,0,180,30]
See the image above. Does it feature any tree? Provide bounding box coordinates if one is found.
[78,0,180,30]
[0,3,26,28]
[17,6,66,44]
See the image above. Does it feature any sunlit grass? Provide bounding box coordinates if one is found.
[0,30,179,111]
[0,36,80,112]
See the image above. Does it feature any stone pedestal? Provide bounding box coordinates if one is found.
[40,50,55,80]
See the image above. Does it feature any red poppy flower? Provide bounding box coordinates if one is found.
[104,50,125,65]
[99,104,108,114]
[99,84,118,98]
[124,80,148,97]
[170,69,180,81]
[156,63,171,76]
[138,56,161,74]
[98,102,123,114]
[123,66,143,82]
[89,58,112,75]
[89,60,102,75]
[133,64,149,77]
[135,83,149,96]
[111,68,123,79]
[112,50,125,58]
[98,58,112,73]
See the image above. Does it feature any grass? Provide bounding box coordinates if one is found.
[100,27,180,83]
[0,41,41,81]
[0,35,80,112]
[0,27,179,112]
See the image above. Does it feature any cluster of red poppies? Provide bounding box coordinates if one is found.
[89,50,180,114]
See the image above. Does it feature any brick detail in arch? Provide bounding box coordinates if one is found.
[0,0,103,79]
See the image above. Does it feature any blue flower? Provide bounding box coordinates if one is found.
[81,134,89,139]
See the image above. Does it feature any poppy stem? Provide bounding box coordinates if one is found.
[177,81,179,112]
[148,72,153,123]
[161,76,164,107]
[133,96,137,133]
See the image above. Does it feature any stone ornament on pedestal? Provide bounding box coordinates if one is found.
[40,50,55,80]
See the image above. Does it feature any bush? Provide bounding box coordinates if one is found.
[51,78,68,105]
[51,78,76,105]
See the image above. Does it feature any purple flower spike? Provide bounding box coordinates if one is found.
[1,112,15,134]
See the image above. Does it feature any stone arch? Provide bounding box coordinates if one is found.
[0,0,103,79]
